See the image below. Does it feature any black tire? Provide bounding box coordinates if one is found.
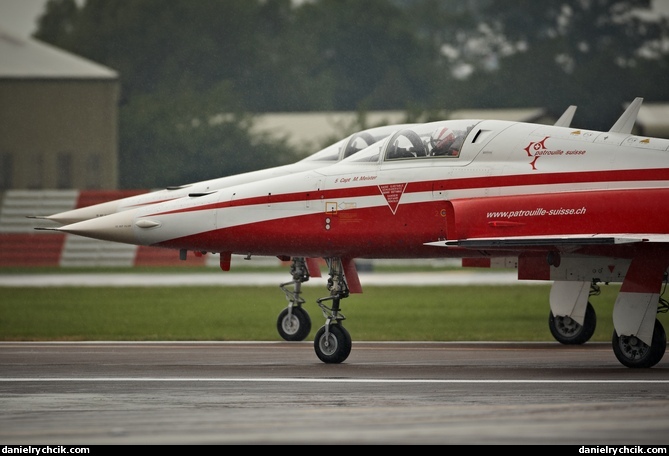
[277,307,311,341]
[612,319,667,368]
[314,324,352,364]
[549,302,597,345]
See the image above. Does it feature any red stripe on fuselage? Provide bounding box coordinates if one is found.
[153,201,459,258]
[145,167,669,218]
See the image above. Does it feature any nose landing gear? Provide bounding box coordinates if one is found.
[277,257,312,341]
[313,258,352,363]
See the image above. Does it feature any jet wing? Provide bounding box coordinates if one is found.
[424,233,658,249]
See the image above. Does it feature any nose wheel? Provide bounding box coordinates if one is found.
[276,257,312,341]
[313,257,352,363]
[277,306,311,341]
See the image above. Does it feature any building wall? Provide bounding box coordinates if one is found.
[0,79,119,190]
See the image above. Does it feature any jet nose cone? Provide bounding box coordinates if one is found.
[44,200,122,225]
[57,210,147,245]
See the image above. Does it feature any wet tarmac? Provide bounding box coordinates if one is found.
[1,341,668,445]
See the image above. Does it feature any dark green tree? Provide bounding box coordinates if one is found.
[50,0,264,102]
[119,83,297,188]
[457,0,669,128]
[33,0,80,47]
[288,0,436,111]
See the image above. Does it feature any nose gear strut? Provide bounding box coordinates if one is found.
[276,257,312,341]
[313,258,352,363]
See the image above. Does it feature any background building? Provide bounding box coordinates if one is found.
[0,29,119,191]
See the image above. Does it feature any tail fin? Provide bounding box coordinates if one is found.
[609,97,643,134]
[554,105,577,127]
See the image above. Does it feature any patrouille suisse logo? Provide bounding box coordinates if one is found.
[524,135,587,170]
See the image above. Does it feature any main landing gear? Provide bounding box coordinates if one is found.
[275,257,352,363]
[612,318,666,368]
[548,278,668,368]
[612,288,669,368]
[548,280,599,345]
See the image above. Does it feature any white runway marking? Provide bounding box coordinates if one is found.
[3,377,668,384]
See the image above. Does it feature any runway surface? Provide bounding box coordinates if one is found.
[2,341,669,445]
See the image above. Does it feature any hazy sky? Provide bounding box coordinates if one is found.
[1,0,668,39]
[0,0,49,37]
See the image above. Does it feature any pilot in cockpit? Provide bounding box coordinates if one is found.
[430,127,461,157]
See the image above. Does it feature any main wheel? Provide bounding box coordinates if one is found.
[277,306,311,341]
[549,301,597,345]
[314,324,352,364]
[612,319,667,368]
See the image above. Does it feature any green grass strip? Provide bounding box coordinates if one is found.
[2,283,655,342]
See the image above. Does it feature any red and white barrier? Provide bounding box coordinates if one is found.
[0,189,208,268]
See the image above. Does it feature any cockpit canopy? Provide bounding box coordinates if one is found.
[300,123,418,163]
[347,119,481,163]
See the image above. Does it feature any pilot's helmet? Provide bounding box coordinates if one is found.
[430,127,456,152]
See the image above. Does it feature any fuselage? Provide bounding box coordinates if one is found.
[59,118,669,262]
